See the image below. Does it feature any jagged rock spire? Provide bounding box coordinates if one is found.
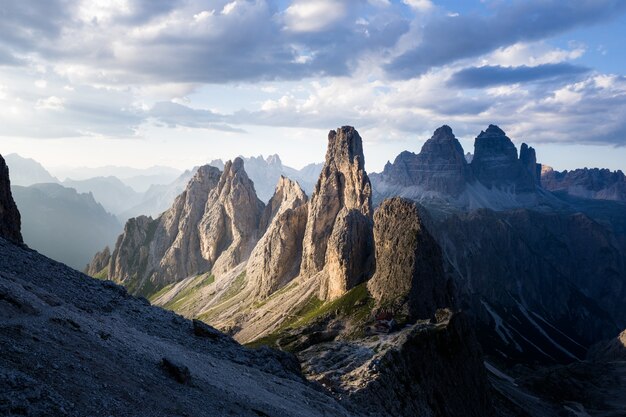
[301,127,374,300]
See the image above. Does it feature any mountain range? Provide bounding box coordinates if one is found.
[2,123,626,415]
[82,124,626,415]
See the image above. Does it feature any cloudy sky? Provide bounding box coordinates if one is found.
[1,0,626,172]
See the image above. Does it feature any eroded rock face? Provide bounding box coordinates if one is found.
[246,176,308,298]
[470,125,536,193]
[377,126,473,196]
[301,127,374,300]
[99,160,264,295]
[0,154,22,244]
[199,158,265,275]
[541,167,626,202]
[368,198,453,320]
[85,246,110,276]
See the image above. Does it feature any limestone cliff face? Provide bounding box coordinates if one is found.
[97,160,264,295]
[199,158,265,275]
[470,125,537,193]
[85,246,110,276]
[541,167,626,202]
[376,126,472,196]
[246,176,308,298]
[301,127,374,300]
[108,215,157,293]
[154,165,222,280]
[0,154,22,244]
[368,198,453,320]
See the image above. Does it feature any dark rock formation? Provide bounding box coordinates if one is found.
[430,208,626,363]
[376,125,472,196]
[541,166,626,202]
[470,125,536,193]
[0,154,22,244]
[368,198,453,320]
[0,237,354,416]
[301,127,374,300]
[298,311,495,417]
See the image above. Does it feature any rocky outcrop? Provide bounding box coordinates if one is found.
[368,198,453,320]
[100,160,265,296]
[198,158,265,275]
[430,208,626,363]
[376,126,472,196]
[301,127,374,300]
[0,154,22,244]
[519,143,540,186]
[246,176,308,298]
[541,167,626,202]
[85,246,110,276]
[587,329,626,362]
[298,311,494,417]
[470,125,537,193]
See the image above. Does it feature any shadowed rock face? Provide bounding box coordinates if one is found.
[541,166,626,202]
[246,176,308,298]
[368,198,453,320]
[470,125,536,193]
[378,125,473,196]
[0,154,22,244]
[0,238,356,417]
[301,127,374,300]
[430,208,626,363]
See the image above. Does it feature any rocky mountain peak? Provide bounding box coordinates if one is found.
[0,154,23,244]
[368,198,453,320]
[325,126,366,174]
[198,158,265,275]
[302,126,374,300]
[519,143,540,185]
[471,125,536,193]
[265,154,282,167]
[247,177,308,297]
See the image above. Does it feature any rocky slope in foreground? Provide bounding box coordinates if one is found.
[0,237,357,417]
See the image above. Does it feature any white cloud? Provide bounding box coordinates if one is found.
[221,1,238,15]
[284,0,348,32]
[403,0,434,11]
[36,96,66,110]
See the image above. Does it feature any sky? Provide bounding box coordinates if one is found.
[1,0,626,173]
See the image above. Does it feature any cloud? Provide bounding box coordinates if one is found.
[147,101,244,132]
[449,63,590,88]
[386,0,626,78]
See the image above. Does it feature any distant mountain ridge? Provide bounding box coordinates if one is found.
[370,124,561,213]
[541,166,626,202]
[12,183,122,270]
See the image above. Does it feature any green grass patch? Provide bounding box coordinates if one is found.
[162,272,215,311]
[245,283,374,350]
[217,271,246,304]
[92,266,109,280]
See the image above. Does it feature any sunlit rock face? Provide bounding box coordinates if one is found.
[301,126,374,300]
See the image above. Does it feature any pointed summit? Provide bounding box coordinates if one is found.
[301,126,374,300]
[246,176,308,298]
[199,158,265,275]
[378,125,472,196]
[471,125,536,192]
